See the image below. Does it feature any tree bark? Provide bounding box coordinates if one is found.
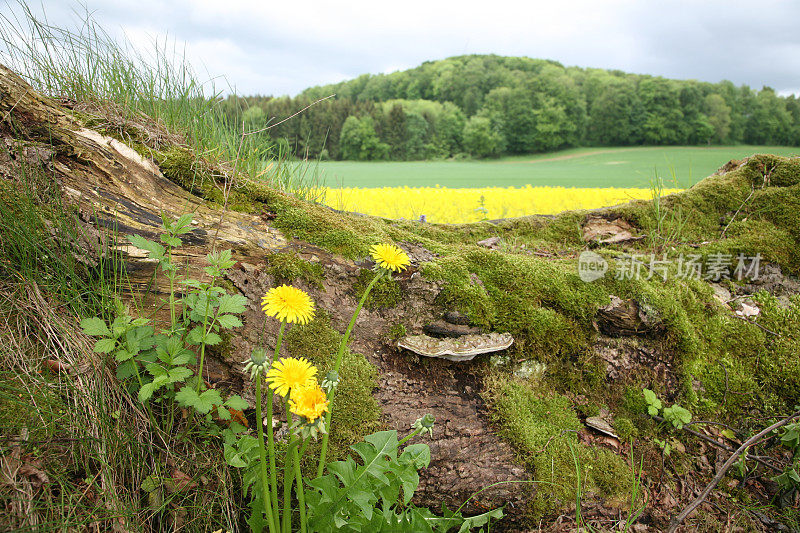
[0,63,532,521]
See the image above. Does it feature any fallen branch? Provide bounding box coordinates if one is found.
[652,415,782,473]
[668,410,800,532]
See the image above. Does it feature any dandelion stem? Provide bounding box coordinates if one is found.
[255,376,278,533]
[292,436,308,533]
[282,397,294,533]
[266,321,284,525]
[316,269,383,478]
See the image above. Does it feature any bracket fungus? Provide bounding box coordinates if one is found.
[397,332,514,362]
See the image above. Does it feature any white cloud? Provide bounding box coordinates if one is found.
[9,0,800,96]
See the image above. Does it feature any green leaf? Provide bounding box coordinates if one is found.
[80,317,111,337]
[116,360,138,380]
[93,338,116,353]
[167,367,193,383]
[217,408,231,420]
[169,349,194,366]
[176,387,223,414]
[224,443,248,468]
[225,395,249,411]
[200,389,224,408]
[114,349,132,362]
[643,389,662,416]
[203,332,222,346]
[218,294,248,315]
[173,213,195,234]
[138,381,158,402]
[185,326,204,345]
[128,234,165,259]
[160,234,182,248]
[146,363,168,378]
[663,404,692,429]
[217,314,243,329]
[175,386,201,410]
[140,474,161,493]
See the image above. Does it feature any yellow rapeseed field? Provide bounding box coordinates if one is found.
[323,186,683,223]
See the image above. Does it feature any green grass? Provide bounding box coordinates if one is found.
[0,1,323,202]
[318,146,800,189]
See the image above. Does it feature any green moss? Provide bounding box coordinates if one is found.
[484,374,631,519]
[613,417,637,441]
[422,249,607,361]
[264,252,324,288]
[388,323,407,339]
[152,146,257,211]
[285,312,380,462]
[354,269,402,309]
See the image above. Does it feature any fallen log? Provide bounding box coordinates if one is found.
[0,63,532,520]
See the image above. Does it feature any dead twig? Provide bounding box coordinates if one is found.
[652,415,781,473]
[668,410,800,532]
[733,314,781,337]
[720,187,754,239]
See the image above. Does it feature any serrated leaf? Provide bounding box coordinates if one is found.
[114,348,132,362]
[80,317,111,337]
[173,213,194,234]
[160,234,182,248]
[185,326,204,345]
[170,350,194,366]
[138,381,158,402]
[146,363,167,378]
[225,395,249,411]
[217,314,243,329]
[167,367,193,383]
[128,234,165,258]
[176,388,223,415]
[201,388,223,406]
[94,338,116,353]
[203,332,222,346]
[218,294,248,315]
[175,386,200,409]
[116,360,138,380]
[217,407,231,420]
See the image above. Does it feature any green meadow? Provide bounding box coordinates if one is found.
[317,145,800,189]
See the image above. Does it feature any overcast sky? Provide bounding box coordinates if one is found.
[8,0,800,97]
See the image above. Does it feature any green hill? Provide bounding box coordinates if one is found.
[221,54,800,161]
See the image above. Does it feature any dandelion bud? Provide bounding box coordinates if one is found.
[412,413,436,438]
[321,370,339,392]
[242,347,270,380]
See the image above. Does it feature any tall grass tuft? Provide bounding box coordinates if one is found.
[0,1,323,201]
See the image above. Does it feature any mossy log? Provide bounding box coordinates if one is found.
[0,64,531,519]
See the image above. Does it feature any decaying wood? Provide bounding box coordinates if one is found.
[0,64,532,519]
[595,295,664,337]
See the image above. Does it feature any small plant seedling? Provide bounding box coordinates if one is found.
[662,404,692,430]
[643,388,662,416]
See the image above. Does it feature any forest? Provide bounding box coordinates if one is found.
[220,55,800,161]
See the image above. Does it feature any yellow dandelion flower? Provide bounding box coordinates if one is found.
[266,357,317,397]
[289,383,329,422]
[261,285,315,324]
[370,243,411,272]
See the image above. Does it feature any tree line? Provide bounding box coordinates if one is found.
[219,55,800,160]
